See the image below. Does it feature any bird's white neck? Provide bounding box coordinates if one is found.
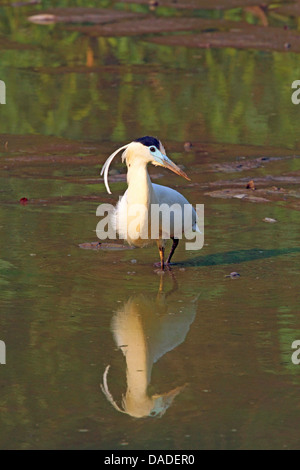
[126,162,155,207]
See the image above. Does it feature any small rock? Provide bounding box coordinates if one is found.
[149,0,158,10]
[184,141,193,151]
[263,217,277,223]
[19,197,28,205]
[246,180,256,190]
[225,272,240,279]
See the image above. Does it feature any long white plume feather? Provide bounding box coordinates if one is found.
[100,365,126,413]
[100,143,130,194]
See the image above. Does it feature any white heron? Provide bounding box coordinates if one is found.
[100,136,199,269]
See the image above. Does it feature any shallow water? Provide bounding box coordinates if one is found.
[1,1,300,450]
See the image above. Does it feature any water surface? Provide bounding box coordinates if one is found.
[1,0,300,450]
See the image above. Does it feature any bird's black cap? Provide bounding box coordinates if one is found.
[134,136,160,149]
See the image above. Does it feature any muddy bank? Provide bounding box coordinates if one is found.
[25,5,300,54]
[28,7,145,25]
[147,24,300,53]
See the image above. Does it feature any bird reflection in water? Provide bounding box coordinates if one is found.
[101,275,198,418]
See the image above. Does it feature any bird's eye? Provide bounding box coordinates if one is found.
[150,146,156,152]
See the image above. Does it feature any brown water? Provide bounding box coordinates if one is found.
[1,1,300,450]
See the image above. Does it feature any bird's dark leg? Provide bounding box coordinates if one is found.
[167,237,179,265]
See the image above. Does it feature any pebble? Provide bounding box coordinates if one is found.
[246,180,256,190]
[225,272,240,279]
[19,197,28,205]
[184,141,193,151]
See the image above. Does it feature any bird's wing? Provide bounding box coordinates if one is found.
[152,183,199,232]
[152,183,190,206]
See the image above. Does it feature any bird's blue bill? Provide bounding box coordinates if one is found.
[151,150,190,181]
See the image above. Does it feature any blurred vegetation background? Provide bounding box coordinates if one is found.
[1,0,300,147]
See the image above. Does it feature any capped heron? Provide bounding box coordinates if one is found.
[100,136,199,269]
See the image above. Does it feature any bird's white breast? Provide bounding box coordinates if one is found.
[112,183,198,246]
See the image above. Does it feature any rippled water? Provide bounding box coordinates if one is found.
[1,1,300,450]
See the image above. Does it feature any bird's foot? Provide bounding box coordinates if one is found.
[153,262,172,272]
[166,261,175,266]
[153,261,163,268]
